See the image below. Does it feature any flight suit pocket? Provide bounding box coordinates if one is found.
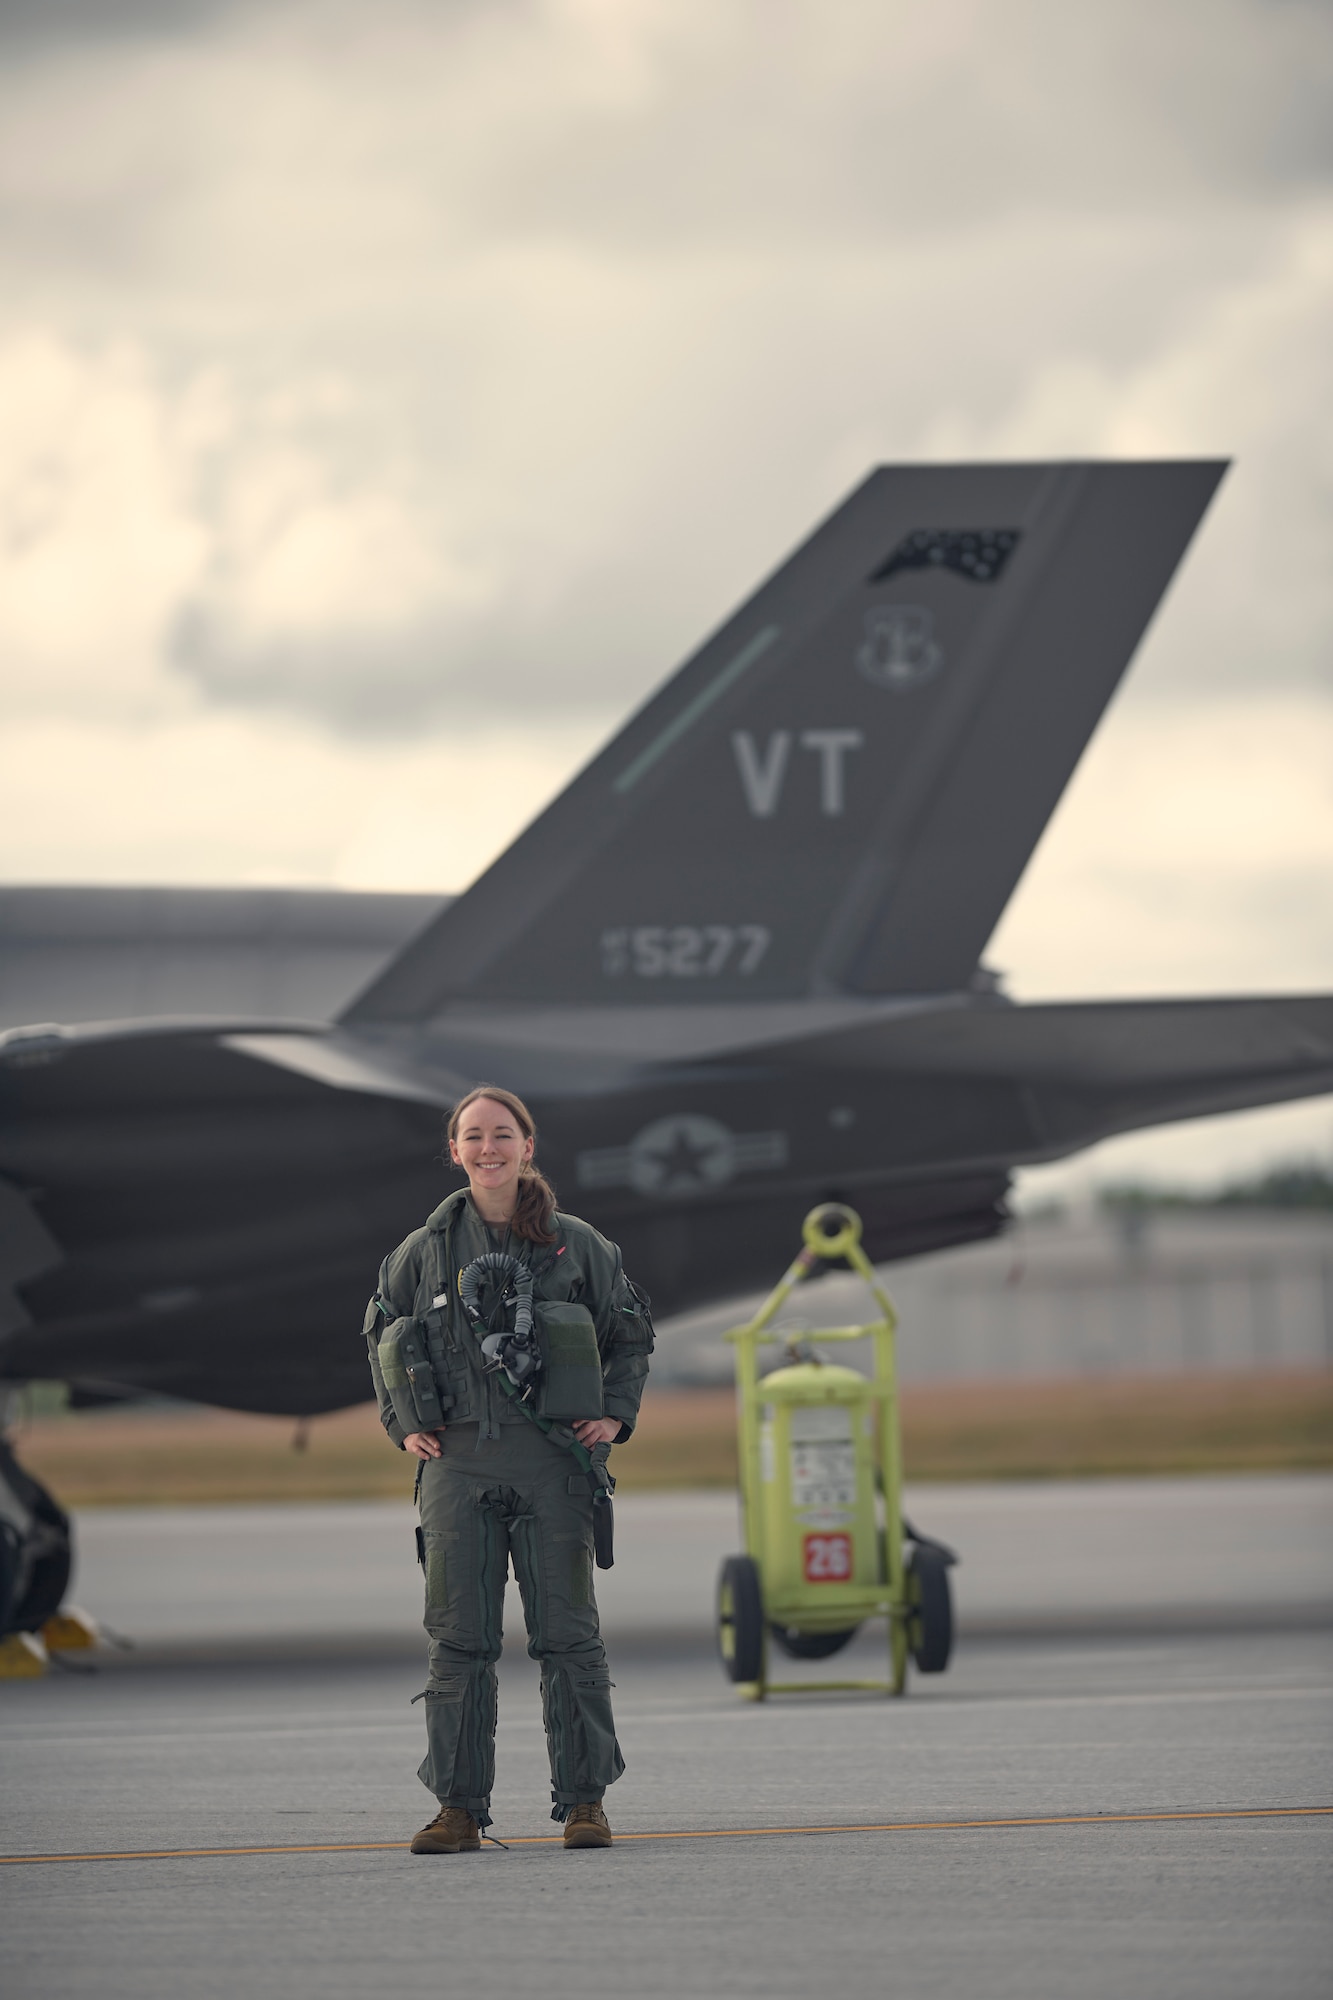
[570,1542,593,1608]
[613,1276,656,1352]
[535,1302,603,1421]
[377,1316,450,1433]
[425,1550,449,1607]
[421,1530,456,1610]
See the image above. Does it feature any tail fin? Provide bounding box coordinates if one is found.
[344,460,1225,1021]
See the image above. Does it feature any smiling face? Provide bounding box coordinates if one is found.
[449,1094,535,1218]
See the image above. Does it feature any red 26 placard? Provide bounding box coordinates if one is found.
[802,1532,853,1582]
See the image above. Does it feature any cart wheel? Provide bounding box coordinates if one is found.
[717,1555,764,1683]
[770,1623,860,1660]
[907,1544,953,1673]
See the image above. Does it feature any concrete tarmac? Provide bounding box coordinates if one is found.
[3,1477,1331,1999]
[61,1471,1333,1655]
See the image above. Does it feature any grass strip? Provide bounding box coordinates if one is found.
[8,1371,1331,1508]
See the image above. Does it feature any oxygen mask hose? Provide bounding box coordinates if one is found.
[459,1253,541,1400]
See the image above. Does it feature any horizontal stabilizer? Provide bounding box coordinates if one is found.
[769,992,1333,1156]
[346,460,1226,1020]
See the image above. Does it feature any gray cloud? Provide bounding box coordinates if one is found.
[4,1,1331,286]
[0,0,1329,740]
[0,0,252,51]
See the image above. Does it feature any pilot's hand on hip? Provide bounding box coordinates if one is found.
[572,1418,621,1447]
[404,1430,445,1459]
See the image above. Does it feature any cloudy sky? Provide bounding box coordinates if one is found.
[1,0,1330,1187]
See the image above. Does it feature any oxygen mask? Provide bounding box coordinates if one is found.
[459,1252,543,1401]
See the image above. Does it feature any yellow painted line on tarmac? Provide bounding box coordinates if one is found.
[1,1805,1330,1865]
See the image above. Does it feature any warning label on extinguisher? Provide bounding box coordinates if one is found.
[802,1532,853,1582]
[789,1404,856,1515]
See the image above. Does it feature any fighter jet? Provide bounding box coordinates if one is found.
[2,460,1331,1426]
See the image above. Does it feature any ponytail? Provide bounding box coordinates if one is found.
[445,1085,558,1246]
[510,1167,559,1246]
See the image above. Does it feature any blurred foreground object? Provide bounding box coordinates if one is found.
[0,1431,103,1676]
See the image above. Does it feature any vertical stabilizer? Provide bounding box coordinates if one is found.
[344,460,1225,1021]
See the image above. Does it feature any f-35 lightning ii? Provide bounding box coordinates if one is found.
[2,460,1331,1424]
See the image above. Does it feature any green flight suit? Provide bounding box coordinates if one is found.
[365,1190,653,1826]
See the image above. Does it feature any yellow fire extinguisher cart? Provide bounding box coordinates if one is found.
[716,1202,957,1699]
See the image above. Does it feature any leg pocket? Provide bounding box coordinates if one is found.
[570,1541,593,1610]
[421,1530,459,1614]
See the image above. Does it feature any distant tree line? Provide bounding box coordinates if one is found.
[1100,1160,1333,1214]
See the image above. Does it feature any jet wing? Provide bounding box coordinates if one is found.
[761,993,1333,1160]
[0,1020,450,1414]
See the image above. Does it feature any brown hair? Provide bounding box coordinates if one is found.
[446,1085,558,1245]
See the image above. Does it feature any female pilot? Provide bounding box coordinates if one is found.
[365,1084,653,1852]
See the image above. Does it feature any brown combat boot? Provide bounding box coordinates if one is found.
[563,1801,612,1849]
[410,1805,482,1854]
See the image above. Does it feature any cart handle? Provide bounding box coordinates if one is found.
[802,1202,863,1261]
[723,1323,891,1346]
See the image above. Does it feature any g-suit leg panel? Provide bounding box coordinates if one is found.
[508,1451,626,1819]
[416,1456,510,1823]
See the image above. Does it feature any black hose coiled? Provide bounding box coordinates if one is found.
[458,1253,540,1397]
